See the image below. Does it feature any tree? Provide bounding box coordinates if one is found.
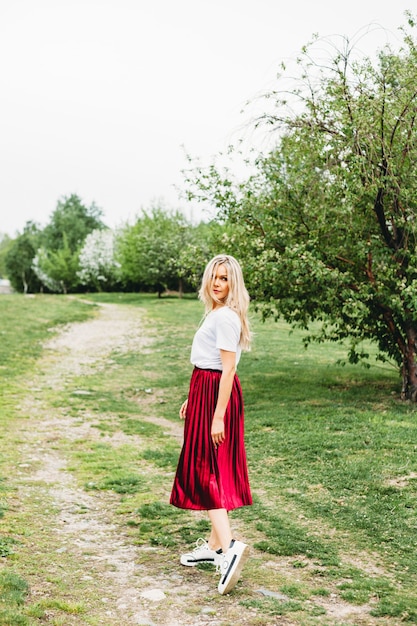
[0,233,13,278]
[177,220,231,290]
[43,194,105,253]
[77,229,121,290]
[33,235,80,294]
[5,222,43,293]
[35,194,106,293]
[185,15,417,400]
[118,207,192,296]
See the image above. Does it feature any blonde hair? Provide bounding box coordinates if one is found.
[199,254,251,350]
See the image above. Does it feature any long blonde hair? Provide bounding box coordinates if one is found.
[199,254,251,350]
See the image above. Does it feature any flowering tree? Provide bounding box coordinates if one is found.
[32,194,106,293]
[32,249,62,293]
[185,16,417,400]
[33,235,80,293]
[77,229,121,290]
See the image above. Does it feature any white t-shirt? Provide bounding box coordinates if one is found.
[190,306,242,370]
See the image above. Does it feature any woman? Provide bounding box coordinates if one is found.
[170,254,252,595]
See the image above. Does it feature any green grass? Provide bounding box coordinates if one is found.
[1,292,417,623]
[68,293,417,622]
[0,294,96,380]
[63,293,416,620]
[0,294,96,626]
[0,570,29,625]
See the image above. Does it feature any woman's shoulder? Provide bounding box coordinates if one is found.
[215,306,241,324]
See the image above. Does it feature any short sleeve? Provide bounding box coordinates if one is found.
[215,309,241,353]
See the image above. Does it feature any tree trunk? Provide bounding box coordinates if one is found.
[178,278,184,299]
[22,271,28,295]
[401,325,417,401]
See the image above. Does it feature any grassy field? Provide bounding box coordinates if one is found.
[1,292,417,624]
[0,295,96,625]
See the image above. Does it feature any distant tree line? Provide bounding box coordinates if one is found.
[1,194,225,297]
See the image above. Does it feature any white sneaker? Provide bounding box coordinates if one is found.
[217,539,249,595]
[180,538,222,567]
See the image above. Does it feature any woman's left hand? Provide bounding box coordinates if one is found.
[211,416,225,447]
[179,399,188,419]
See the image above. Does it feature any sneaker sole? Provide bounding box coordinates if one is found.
[180,557,216,567]
[218,544,249,595]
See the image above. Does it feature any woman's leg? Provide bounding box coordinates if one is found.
[208,509,233,553]
[208,525,221,550]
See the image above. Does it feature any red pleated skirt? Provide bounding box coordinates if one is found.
[170,367,252,511]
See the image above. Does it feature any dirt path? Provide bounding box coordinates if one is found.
[7,302,394,626]
[12,303,199,625]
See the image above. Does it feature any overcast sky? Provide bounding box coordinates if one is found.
[0,0,413,236]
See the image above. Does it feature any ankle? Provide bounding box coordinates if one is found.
[219,539,233,553]
[222,539,235,551]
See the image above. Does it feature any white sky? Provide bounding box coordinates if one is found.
[0,0,413,236]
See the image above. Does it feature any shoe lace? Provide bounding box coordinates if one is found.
[191,537,209,554]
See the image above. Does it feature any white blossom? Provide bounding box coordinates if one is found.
[77,229,120,286]
[32,249,63,292]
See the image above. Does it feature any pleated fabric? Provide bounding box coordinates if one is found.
[170,367,252,511]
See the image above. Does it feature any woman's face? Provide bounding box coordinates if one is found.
[212,264,230,304]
